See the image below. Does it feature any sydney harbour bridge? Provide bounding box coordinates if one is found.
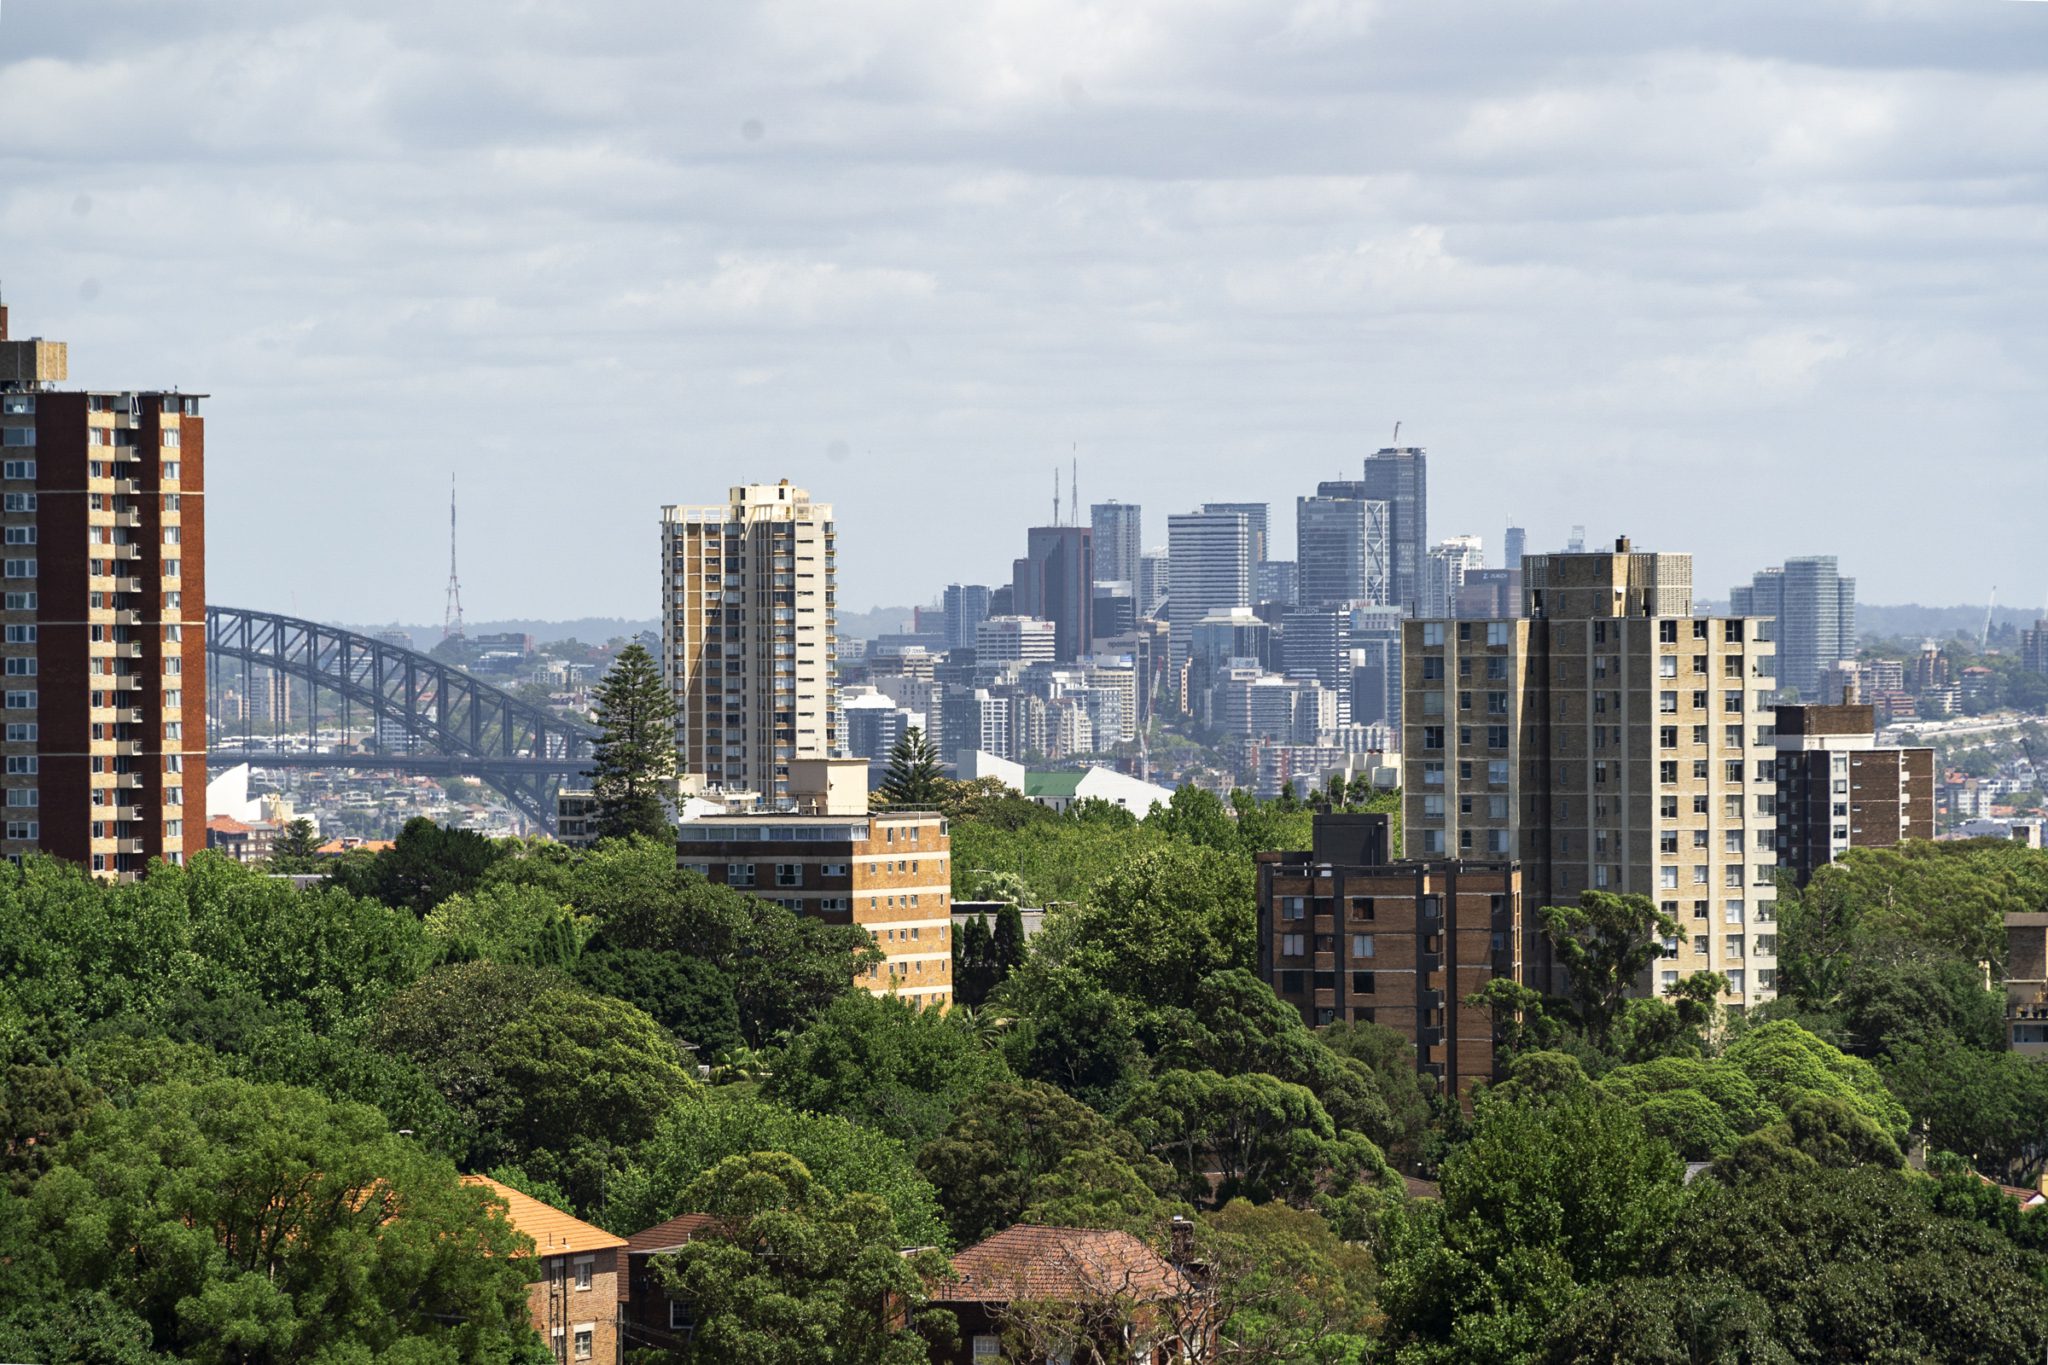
[205,605,598,831]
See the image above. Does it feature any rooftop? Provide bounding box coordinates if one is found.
[463,1175,626,1256]
[932,1224,1187,1305]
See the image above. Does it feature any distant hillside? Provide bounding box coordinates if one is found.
[340,618,658,650]
[1857,604,2042,642]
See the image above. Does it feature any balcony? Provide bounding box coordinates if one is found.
[112,511,142,528]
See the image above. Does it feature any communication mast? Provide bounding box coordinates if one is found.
[443,474,465,639]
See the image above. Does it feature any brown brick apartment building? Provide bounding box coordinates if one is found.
[1773,699,1934,885]
[678,761,953,1007]
[0,305,206,876]
[464,1175,626,1364]
[1256,813,1521,1095]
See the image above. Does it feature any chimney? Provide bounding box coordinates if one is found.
[1168,1215,1194,1265]
[0,303,9,342]
[1615,536,1631,554]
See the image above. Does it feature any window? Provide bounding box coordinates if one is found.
[4,724,34,741]
[573,1326,593,1361]
[775,863,803,886]
[1422,656,1443,680]
[2,560,35,579]
[1488,759,1508,784]
[4,821,37,840]
[727,863,756,886]
[3,756,35,774]
[1351,933,1374,958]
[1726,900,1745,924]
[3,691,34,709]
[1659,620,1678,643]
[0,494,30,512]
[1661,970,1678,990]
[1,658,33,676]
[572,1256,594,1291]
[5,789,36,807]
[1660,866,1679,889]
[1659,725,1678,749]
[1422,794,1444,817]
[1,459,33,479]
[1659,760,1678,784]
[1659,690,1677,713]
[1280,896,1306,921]
[1487,725,1509,748]
[3,625,35,643]
[1486,691,1508,714]
[1421,623,1445,646]
[1660,831,1679,854]
[1422,725,1443,750]
[1486,621,1510,645]
[1281,933,1306,957]
[1,527,33,545]
[1659,655,1678,678]
[1423,761,1444,786]
[1421,829,1445,853]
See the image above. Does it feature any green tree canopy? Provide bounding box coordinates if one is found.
[766,992,1006,1149]
[325,817,509,916]
[0,1077,540,1364]
[915,1078,1173,1246]
[604,1090,947,1248]
[650,1151,949,1365]
[1720,1021,1908,1144]
[1377,1091,1685,1365]
[588,642,679,841]
[369,961,694,1207]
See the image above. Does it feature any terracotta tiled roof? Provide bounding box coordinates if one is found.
[208,815,253,834]
[626,1212,720,1255]
[463,1175,626,1255]
[932,1224,1187,1305]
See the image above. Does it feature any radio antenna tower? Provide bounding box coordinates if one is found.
[443,474,465,639]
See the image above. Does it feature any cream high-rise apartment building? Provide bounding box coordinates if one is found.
[1402,540,1783,1011]
[661,482,837,804]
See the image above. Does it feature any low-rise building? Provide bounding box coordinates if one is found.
[204,814,278,864]
[464,1175,626,1365]
[678,758,953,1007]
[1256,812,1521,1095]
[925,1222,1208,1365]
[556,789,600,849]
[621,1213,717,1351]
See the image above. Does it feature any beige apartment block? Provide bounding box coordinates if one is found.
[1402,541,1782,1012]
[660,482,837,805]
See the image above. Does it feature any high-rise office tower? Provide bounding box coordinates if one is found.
[0,307,208,877]
[1202,503,1268,565]
[1256,560,1298,609]
[1403,540,1782,1008]
[1011,524,1093,663]
[941,583,991,652]
[1423,535,1484,618]
[661,481,837,804]
[1363,447,1428,614]
[1090,501,1142,588]
[1167,510,1252,682]
[1504,526,1527,571]
[1730,557,1855,701]
[1297,482,1391,608]
[1280,607,1354,721]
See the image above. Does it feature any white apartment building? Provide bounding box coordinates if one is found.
[661,482,837,805]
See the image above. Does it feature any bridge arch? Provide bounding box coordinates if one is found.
[205,605,598,829]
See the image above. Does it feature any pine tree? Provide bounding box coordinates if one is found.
[954,913,994,1007]
[267,818,324,873]
[588,643,679,841]
[990,902,1027,991]
[878,726,945,807]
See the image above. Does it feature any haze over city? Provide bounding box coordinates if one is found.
[3,0,2045,624]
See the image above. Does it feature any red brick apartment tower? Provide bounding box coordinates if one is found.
[0,306,207,877]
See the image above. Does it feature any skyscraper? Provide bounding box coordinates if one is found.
[1730,557,1856,700]
[1167,510,1252,683]
[1090,501,1142,588]
[0,306,208,877]
[661,481,837,803]
[1202,502,1269,565]
[1504,526,1527,571]
[941,583,991,652]
[1138,550,1170,617]
[1011,524,1093,662]
[1423,535,1485,618]
[1363,447,1428,614]
[1296,481,1390,608]
[1403,540,1781,1006]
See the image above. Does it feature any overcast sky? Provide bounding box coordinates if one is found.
[3,0,2045,625]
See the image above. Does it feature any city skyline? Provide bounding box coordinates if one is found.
[3,2,2046,623]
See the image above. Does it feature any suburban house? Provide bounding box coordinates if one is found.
[926,1222,1209,1364]
[620,1213,719,1352]
[464,1175,627,1364]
